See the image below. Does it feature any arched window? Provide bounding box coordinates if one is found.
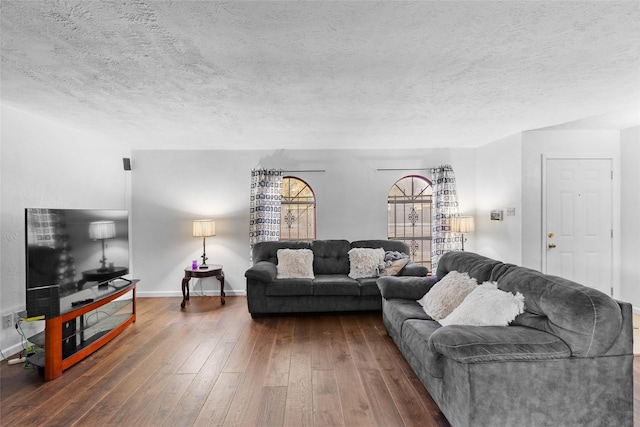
[280,177,316,241]
[388,175,432,270]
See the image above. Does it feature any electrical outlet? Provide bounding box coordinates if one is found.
[2,313,13,329]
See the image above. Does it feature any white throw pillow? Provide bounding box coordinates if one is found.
[417,270,477,320]
[276,249,315,279]
[439,281,525,327]
[348,247,385,279]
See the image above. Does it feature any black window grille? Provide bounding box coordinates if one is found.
[280,177,316,241]
[387,175,433,270]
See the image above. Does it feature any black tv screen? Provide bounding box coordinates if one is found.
[25,209,130,303]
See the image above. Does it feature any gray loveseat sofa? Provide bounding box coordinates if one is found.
[377,251,633,427]
[245,239,428,317]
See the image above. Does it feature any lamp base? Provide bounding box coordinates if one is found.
[200,238,209,267]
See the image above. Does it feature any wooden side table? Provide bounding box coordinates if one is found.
[181,264,225,309]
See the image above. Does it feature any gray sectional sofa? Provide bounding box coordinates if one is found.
[377,251,633,427]
[245,239,428,317]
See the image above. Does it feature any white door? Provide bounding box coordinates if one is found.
[544,158,613,295]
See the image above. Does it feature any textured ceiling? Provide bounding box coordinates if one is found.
[1,1,639,150]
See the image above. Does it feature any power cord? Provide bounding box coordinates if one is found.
[17,318,44,371]
[8,318,43,368]
[85,310,110,326]
[4,319,28,365]
[191,278,206,297]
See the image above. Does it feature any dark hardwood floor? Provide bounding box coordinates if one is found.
[0,296,636,426]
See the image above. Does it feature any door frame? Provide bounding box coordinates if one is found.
[541,154,620,297]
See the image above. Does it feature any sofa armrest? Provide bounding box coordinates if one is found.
[377,276,438,300]
[245,261,277,283]
[399,261,429,277]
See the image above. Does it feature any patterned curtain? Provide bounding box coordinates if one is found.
[249,168,283,247]
[430,165,461,273]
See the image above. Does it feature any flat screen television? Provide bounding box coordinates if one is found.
[25,208,130,318]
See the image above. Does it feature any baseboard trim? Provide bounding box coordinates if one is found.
[1,343,24,361]
[136,290,247,298]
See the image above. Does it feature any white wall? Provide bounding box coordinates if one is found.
[620,126,640,308]
[520,129,622,290]
[3,104,636,357]
[131,148,476,298]
[0,105,131,357]
[474,132,522,264]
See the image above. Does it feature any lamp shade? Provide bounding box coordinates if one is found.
[89,221,116,239]
[192,219,216,237]
[451,216,475,233]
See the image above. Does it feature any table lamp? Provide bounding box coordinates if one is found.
[451,216,475,251]
[89,221,116,271]
[193,219,216,268]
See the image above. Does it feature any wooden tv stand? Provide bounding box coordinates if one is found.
[27,280,136,381]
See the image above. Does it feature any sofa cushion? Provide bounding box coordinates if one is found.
[403,319,445,378]
[497,267,623,357]
[383,299,432,336]
[357,277,382,296]
[348,247,385,279]
[351,239,410,253]
[428,325,571,363]
[265,278,314,296]
[439,282,525,327]
[436,251,503,283]
[313,275,360,296]
[312,240,351,275]
[252,240,311,264]
[276,249,314,279]
[417,270,477,320]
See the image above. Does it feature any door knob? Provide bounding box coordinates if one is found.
[548,243,557,249]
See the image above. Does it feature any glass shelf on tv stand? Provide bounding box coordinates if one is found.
[27,294,134,367]
[63,299,133,355]
[24,281,136,375]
